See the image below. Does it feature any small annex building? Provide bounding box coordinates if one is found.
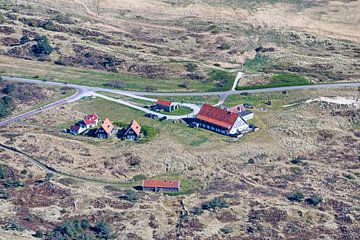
[196,104,249,136]
[142,179,180,192]
[155,99,178,112]
[124,120,142,140]
[228,104,254,121]
[96,118,115,138]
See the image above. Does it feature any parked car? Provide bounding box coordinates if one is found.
[159,116,167,121]
[244,103,253,109]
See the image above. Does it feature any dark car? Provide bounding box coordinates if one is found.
[244,103,253,109]
[159,116,167,121]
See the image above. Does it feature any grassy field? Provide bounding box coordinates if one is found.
[148,95,220,105]
[236,73,312,90]
[164,106,193,116]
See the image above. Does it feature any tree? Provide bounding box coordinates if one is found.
[0,76,3,83]
[33,230,44,238]
[31,35,53,56]
[20,35,30,45]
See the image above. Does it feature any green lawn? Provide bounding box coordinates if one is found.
[236,73,312,90]
[164,106,193,116]
[148,95,220,105]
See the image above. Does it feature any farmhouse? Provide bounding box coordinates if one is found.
[96,118,115,138]
[82,113,99,128]
[196,104,249,136]
[124,120,141,140]
[142,179,180,192]
[154,99,178,112]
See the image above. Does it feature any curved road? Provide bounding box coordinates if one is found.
[1,75,360,126]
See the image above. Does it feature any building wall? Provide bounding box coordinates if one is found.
[142,187,179,192]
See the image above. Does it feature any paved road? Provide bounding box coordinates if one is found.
[3,76,360,98]
[1,75,360,126]
[0,87,88,127]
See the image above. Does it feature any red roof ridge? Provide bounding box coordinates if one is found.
[125,119,142,136]
[100,118,114,135]
[142,179,180,188]
[156,99,173,107]
[197,104,238,129]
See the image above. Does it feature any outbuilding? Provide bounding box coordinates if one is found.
[155,99,178,112]
[142,179,180,192]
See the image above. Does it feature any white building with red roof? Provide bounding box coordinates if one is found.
[155,99,178,112]
[81,113,99,128]
[142,179,180,192]
[196,104,249,136]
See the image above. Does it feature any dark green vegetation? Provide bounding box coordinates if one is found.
[0,95,14,118]
[31,35,53,57]
[242,54,270,73]
[201,197,229,211]
[237,73,312,90]
[164,106,193,116]
[208,69,236,91]
[48,219,115,240]
[119,190,139,203]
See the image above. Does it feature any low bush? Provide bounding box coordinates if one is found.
[103,80,126,89]
[287,192,304,202]
[2,83,16,94]
[305,195,322,206]
[0,190,10,199]
[119,190,139,203]
[201,197,229,211]
[190,207,204,216]
[0,96,14,118]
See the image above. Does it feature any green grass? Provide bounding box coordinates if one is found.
[242,54,270,73]
[207,69,237,91]
[164,106,193,116]
[236,73,312,90]
[148,95,220,105]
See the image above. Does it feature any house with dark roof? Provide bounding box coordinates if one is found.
[196,104,249,136]
[69,124,86,135]
[124,120,142,140]
[96,118,115,138]
[154,99,178,112]
[142,179,180,192]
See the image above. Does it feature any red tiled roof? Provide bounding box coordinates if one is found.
[142,179,180,189]
[125,120,141,136]
[83,113,99,125]
[197,104,238,129]
[228,104,246,114]
[156,99,173,107]
[100,118,114,135]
